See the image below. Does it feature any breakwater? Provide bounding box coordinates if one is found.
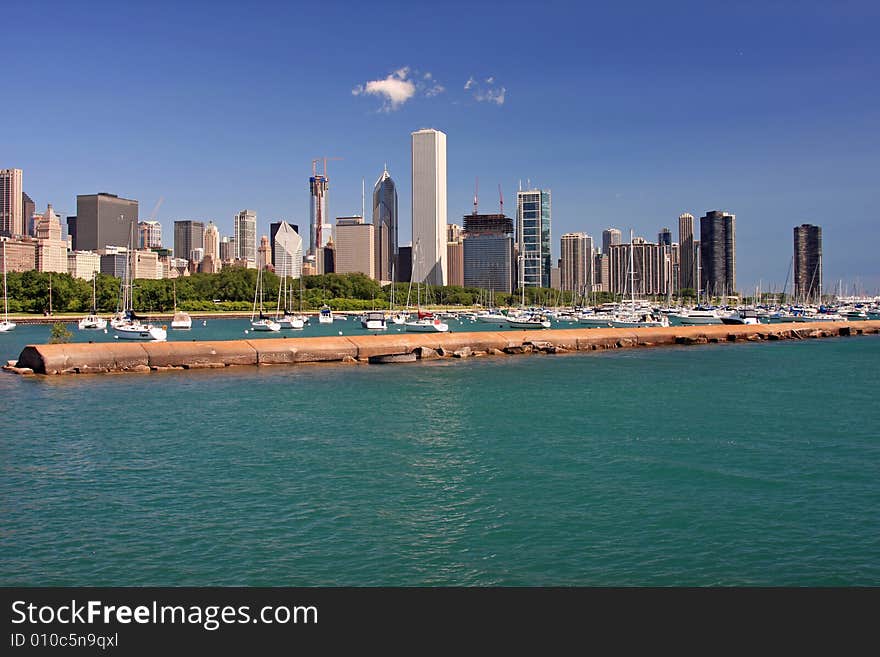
[7,321,880,375]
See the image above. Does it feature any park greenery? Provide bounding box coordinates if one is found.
[2,269,791,315]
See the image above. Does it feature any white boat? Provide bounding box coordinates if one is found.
[170,283,192,329]
[670,308,723,325]
[476,311,508,323]
[115,321,167,341]
[361,311,387,330]
[0,241,14,332]
[171,311,192,330]
[610,313,669,328]
[78,314,107,330]
[720,309,760,325]
[507,314,551,329]
[404,311,448,332]
[78,273,107,330]
[112,223,166,341]
[391,312,408,325]
[578,313,616,328]
[318,304,334,324]
[251,262,279,332]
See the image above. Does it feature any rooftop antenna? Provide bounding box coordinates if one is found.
[361,177,365,219]
[498,184,504,216]
[473,177,479,215]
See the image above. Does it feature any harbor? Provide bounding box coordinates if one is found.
[7,320,879,375]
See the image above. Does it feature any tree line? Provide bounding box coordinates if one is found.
[2,269,624,314]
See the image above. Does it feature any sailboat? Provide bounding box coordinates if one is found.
[610,230,668,328]
[276,276,305,330]
[506,254,550,329]
[78,272,107,330]
[404,281,448,332]
[251,263,280,331]
[113,225,167,341]
[388,265,407,324]
[0,240,16,332]
[170,281,192,329]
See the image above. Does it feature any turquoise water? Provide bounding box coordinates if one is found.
[1,336,878,585]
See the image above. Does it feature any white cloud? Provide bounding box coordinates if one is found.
[466,75,506,106]
[352,68,416,111]
[353,68,446,110]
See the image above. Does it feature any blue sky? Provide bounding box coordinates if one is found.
[3,0,878,292]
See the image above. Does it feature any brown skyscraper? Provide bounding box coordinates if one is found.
[699,210,736,296]
[793,224,822,302]
[678,212,696,291]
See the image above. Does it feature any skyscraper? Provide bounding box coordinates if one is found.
[658,227,672,247]
[602,227,621,255]
[76,193,139,250]
[309,173,330,256]
[335,216,375,278]
[678,212,696,291]
[273,221,303,279]
[138,220,162,249]
[411,128,447,286]
[174,220,205,261]
[373,166,398,282]
[22,192,35,236]
[1,169,24,237]
[203,221,220,262]
[699,210,736,296]
[793,224,822,302]
[560,232,594,295]
[462,213,515,293]
[234,209,257,266]
[516,188,551,287]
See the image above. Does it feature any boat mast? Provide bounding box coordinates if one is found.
[629,229,636,312]
[2,241,8,323]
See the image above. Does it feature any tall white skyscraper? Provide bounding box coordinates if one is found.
[273,221,303,279]
[411,128,447,286]
[234,209,257,267]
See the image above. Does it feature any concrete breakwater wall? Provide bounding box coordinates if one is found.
[7,321,880,375]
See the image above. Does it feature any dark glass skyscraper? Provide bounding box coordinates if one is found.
[699,210,736,296]
[372,166,398,282]
[678,213,696,291]
[793,224,822,302]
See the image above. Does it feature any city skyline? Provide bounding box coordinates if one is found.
[2,2,878,291]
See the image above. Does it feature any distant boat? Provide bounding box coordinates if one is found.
[112,223,166,341]
[507,314,551,329]
[318,304,334,324]
[721,309,760,325]
[670,307,723,325]
[0,241,15,332]
[251,263,280,332]
[361,311,387,330]
[405,310,448,333]
[170,282,192,329]
[78,273,107,330]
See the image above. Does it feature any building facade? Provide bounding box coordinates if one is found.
[203,221,220,263]
[35,205,68,274]
[309,174,331,257]
[273,221,303,279]
[560,232,594,296]
[462,213,515,294]
[234,210,257,267]
[173,220,205,262]
[602,227,621,255]
[373,166,398,282]
[608,238,676,297]
[334,216,375,278]
[0,238,37,272]
[76,193,139,251]
[1,169,24,237]
[138,220,162,249]
[67,251,101,280]
[411,128,447,286]
[793,223,822,302]
[699,210,736,296]
[678,213,696,292]
[516,188,551,288]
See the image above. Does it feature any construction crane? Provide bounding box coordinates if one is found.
[310,157,343,257]
[147,197,164,222]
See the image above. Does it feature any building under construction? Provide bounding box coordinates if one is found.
[462,212,515,293]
